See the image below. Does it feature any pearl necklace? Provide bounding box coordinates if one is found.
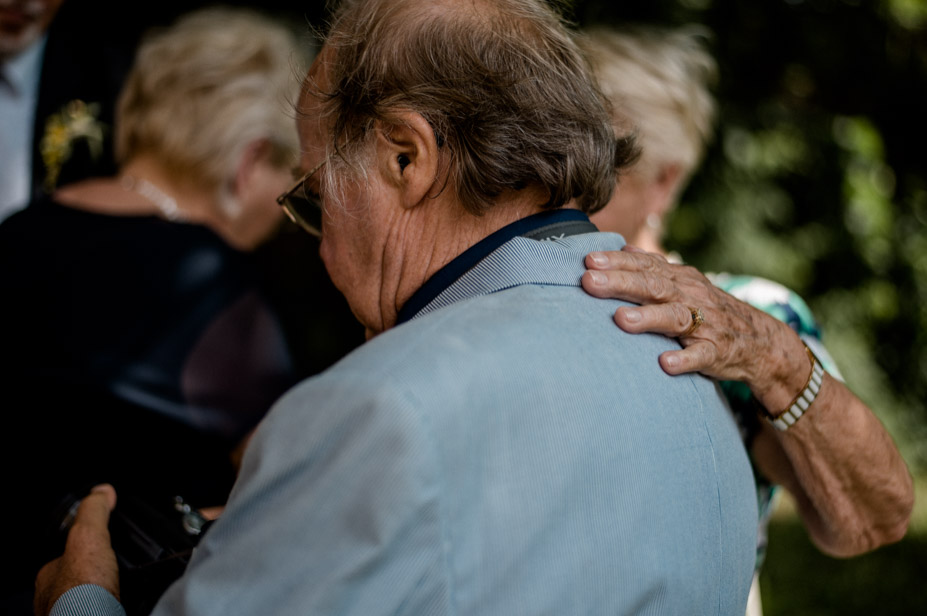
[121,174,185,221]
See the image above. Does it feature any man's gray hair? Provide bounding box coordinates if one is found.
[310,0,638,215]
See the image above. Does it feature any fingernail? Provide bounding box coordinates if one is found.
[623,309,641,323]
[588,252,607,266]
[664,354,680,368]
[588,270,606,285]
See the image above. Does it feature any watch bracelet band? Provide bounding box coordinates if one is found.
[764,342,825,432]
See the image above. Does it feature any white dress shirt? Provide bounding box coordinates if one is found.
[0,35,46,222]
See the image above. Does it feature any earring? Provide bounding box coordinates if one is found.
[218,183,242,218]
[646,213,662,231]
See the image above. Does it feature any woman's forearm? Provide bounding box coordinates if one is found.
[751,373,914,557]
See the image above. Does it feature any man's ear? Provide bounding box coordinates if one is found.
[376,111,440,209]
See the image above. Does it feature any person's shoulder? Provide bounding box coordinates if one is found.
[252,330,433,459]
[0,195,70,239]
[273,291,529,412]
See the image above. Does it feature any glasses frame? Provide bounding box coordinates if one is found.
[277,132,441,238]
[276,154,329,238]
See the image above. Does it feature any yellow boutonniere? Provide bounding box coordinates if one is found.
[40,99,105,192]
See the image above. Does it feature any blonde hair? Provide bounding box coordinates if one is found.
[115,7,307,191]
[579,24,718,188]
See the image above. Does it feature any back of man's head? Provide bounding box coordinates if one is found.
[314,0,637,215]
[579,24,718,189]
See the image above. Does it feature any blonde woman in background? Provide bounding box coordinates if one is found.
[578,24,914,616]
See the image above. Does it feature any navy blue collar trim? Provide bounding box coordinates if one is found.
[396,209,594,325]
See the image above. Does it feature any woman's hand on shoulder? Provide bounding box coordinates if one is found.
[581,245,806,405]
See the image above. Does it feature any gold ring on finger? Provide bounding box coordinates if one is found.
[680,306,705,337]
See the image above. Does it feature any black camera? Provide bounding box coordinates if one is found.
[51,489,213,615]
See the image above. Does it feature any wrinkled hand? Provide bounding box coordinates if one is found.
[34,484,120,616]
[581,245,805,404]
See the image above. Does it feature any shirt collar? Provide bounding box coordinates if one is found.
[396,208,594,324]
[1,34,46,96]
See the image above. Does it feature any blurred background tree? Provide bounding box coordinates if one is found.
[565,0,927,613]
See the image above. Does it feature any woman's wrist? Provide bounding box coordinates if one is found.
[748,324,813,414]
[764,344,824,430]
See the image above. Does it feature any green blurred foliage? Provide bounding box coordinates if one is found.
[571,0,927,474]
[761,515,927,615]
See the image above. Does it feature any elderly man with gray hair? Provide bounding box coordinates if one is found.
[36,1,759,614]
